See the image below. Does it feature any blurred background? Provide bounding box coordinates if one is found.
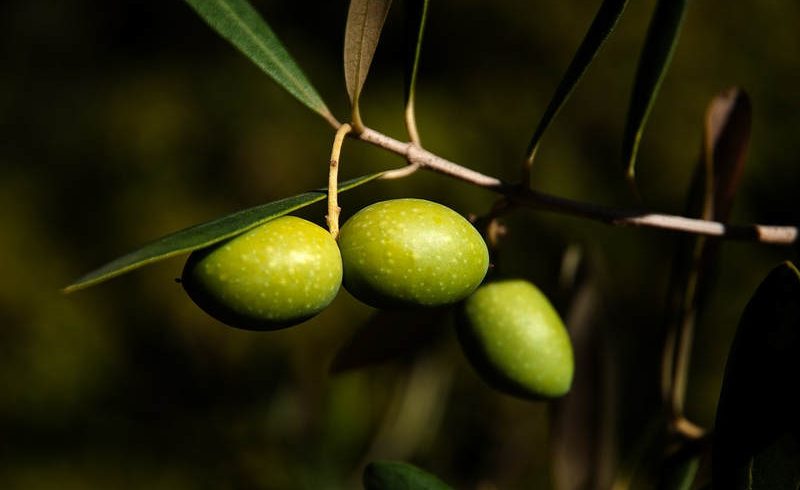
[1,0,798,488]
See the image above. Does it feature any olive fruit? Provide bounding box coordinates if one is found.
[338,199,489,308]
[457,279,574,399]
[181,216,342,330]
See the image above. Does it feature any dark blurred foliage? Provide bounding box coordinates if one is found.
[0,0,798,488]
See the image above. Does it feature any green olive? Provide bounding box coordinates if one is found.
[457,279,574,399]
[338,199,489,309]
[181,216,342,330]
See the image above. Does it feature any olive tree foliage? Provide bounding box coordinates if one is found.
[64,0,799,488]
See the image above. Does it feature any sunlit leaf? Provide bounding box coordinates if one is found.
[403,0,429,142]
[525,0,629,164]
[344,0,393,116]
[184,0,335,123]
[622,0,689,182]
[712,261,800,489]
[364,461,453,490]
[63,173,383,293]
[330,307,449,373]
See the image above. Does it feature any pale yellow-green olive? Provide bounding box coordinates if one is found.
[458,280,574,399]
[338,199,489,308]
[182,216,342,330]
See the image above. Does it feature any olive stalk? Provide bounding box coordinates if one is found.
[327,123,353,239]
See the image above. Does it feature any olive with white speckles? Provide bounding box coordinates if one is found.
[338,199,489,308]
[181,216,342,330]
[457,280,574,399]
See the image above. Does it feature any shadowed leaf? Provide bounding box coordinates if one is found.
[662,88,752,412]
[344,0,393,113]
[712,261,800,489]
[330,307,449,373]
[184,0,335,123]
[622,0,689,182]
[551,251,616,490]
[658,452,700,490]
[525,0,629,164]
[364,461,453,490]
[704,88,751,222]
[63,173,383,293]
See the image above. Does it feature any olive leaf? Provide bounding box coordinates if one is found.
[184,0,336,124]
[63,173,383,293]
[658,451,700,490]
[622,0,689,183]
[712,261,800,489]
[344,0,393,118]
[363,461,453,490]
[403,0,429,142]
[525,0,629,164]
[551,253,617,490]
[704,88,751,222]
[662,88,752,412]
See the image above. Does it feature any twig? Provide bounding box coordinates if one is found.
[327,123,352,239]
[352,126,798,245]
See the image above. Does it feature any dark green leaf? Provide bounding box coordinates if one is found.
[63,173,383,293]
[403,0,429,137]
[712,262,800,489]
[330,307,449,373]
[363,461,453,490]
[184,0,335,124]
[622,0,689,182]
[525,0,629,164]
[344,0,393,108]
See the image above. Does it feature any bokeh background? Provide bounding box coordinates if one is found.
[1,0,798,488]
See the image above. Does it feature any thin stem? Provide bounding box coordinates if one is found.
[521,147,537,188]
[380,162,420,180]
[670,313,696,416]
[351,98,365,134]
[405,96,422,146]
[348,126,797,245]
[327,123,352,239]
[672,416,706,440]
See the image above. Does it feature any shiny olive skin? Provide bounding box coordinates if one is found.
[457,279,574,399]
[338,199,489,309]
[182,216,342,330]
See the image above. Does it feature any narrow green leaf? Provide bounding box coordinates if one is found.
[364,461,453,490]
[525,0,629,163]
[622,0,689,182]
[712,262,800,489]
[403,0,429,142]
[63,173,383,293]
[184,0,335,124]
[344,0,393,110]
